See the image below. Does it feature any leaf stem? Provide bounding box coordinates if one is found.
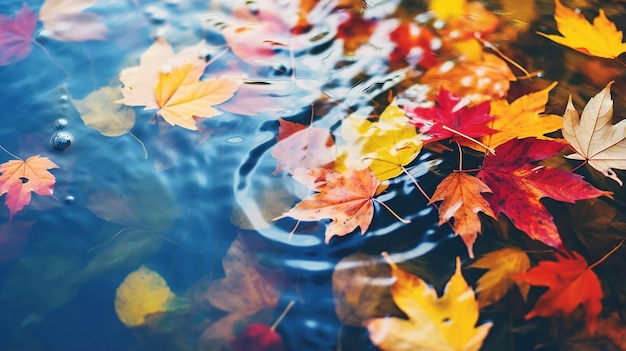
[87,227,133,253]
[475,35,532,79]
[442,125,495,155]
[129,132,148,159]
[270,300,295,331]
[588,237,626,270]
[400,165,436,207]
[569,160,588,173]
[372,198,410,224]
[0,145,22,160]
[456,141,463,171]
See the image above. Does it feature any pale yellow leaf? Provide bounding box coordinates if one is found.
[469,247,531,307]
[39,0,107,41]
[562,81,626,186]
[73,86,135,137]
[155,63,240,130]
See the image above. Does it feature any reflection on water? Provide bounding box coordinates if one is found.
[1,0,626,350]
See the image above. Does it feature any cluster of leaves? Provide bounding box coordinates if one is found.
[2,0,626,350]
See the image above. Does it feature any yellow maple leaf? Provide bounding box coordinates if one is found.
[429,0,466,21]
[336,101,423,181]
[114,265,185,327]
[478,82,562,150]
[562,81,626,186]
[537,0,626,59]
[366,256,492,351]
[154,62,239,130]
[469,247,531,307]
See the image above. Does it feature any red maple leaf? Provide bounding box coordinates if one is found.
[271,118,336,174]
[389,22,438,68]
[476,138,611,249]
[0,3,36,66]
[513,251,603,333]
[404,88,496,144]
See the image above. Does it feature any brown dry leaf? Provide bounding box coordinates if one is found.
[199,233,285,348]
[39,0,107,41]
[332,253,403,326]
[562,81,626,185]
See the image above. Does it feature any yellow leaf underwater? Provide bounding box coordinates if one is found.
[537,0,626,59]
[469,247,531,307]
[114,265,182,327]
[366,256,492,351]
[73,86,135,137]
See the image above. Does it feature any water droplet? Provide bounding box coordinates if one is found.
[54,118,68,129]
[64,195,75,204]
[35,29,52,42]
[58,95,69,103]
[51,131,74,151]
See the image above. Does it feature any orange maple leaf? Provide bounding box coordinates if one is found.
[429,172,495,258]
[0,156,59,219]
[275,167,379,243]
[537,0,626,59]
[154,62,240,130]
[513,251,603,334]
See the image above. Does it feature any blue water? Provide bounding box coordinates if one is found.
[0,1,461,350]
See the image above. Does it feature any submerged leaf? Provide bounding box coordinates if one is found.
[39,0,108,41]
[73,86,136,137]
[0,3,36,66]
[115,265,185,327]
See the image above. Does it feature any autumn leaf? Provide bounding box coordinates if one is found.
[115,265,188,327]
[419,53,516,104]
[117,38,207,109]
[476,138,611,249]
[73,86,136,137]
[513,251,603,333]
[429,0,465,21]
[537,0,626,59]
[231,323,284,351]
[562,81,626,186]
[479,81,563,150]
[388,22,438,68]
[405,88,496,146]
[0,155,59,220]
[200,233,285,348]
[39,0,108,41]
[271,118,336,174]
[0,221,32,266]
[429,172,495,258]
[366,256,492,351]
[337,101,423,181]
[469,247,530,307]
[275,167,381,243]
[154,62,239,130]
[332,253,404,326]
[0,3,36,66]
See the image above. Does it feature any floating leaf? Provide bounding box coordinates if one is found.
[429,172,495,258]
[537,0,626,59]
[366,257,492,351]
[39,0,108,41]
[514,252,603,333]
[562,81,626,186]
[469,247,531,307]
[0,155,59,219]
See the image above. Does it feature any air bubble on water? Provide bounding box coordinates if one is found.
[51,131,74,151]
[64,195,75,204]
[58,95,69,103]
[225,136,244,143]
[54,118,68,129]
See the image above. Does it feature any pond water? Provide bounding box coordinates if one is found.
[1,0,626,350]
